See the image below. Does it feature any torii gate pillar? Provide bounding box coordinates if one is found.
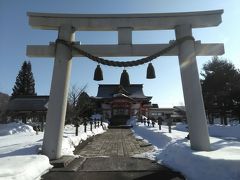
[42,25,75,159]
[175,24,210,150]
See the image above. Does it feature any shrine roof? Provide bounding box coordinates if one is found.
[96,84,152,100]
[112,93,135,102]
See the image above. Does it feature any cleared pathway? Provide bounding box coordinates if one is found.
[42,128,185,180]
[77,129,153,157]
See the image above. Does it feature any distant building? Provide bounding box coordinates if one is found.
[172,106,187,122]
[5,87,187,127]
[0,92,10,123]
[148,105,186,122]
[6,95,48,130]
[148,107,174,120]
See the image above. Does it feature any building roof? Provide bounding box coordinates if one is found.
[149,107,174,113]
[173,106,186,112]
[151,104,159,108]
[7,96,49,112]
[96,84,152,100]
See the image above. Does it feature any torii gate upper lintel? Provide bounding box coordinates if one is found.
[27,10,224,160]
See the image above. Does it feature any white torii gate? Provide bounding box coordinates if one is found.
[27,10,224,160]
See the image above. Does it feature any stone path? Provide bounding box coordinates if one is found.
[76,129,153,157]
[42,128,185,180]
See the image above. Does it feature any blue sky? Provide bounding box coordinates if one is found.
[0,0,239,107]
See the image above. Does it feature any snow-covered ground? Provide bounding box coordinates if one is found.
[175,122,240,139]
[132,119,240,180]
[0,122,107,180]
[1,119,240,180]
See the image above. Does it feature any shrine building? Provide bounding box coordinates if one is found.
[93,84,152,125]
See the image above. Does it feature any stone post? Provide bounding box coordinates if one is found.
[84,121,87,133]
[175,24,210,151]
[75,122,79,136]
[42,25,75,159]
[97,121,100,127]
[94,121,97,129]
[90,121,93,131]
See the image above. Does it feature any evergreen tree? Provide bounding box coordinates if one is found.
[201,56,240,124]
[12,61,36,97]
[75,91,94,119]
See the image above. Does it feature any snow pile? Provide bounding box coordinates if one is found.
[0,123,50,180]
[133,122,240,180]
[62,123,107,155]
[0,155,52,180]
[174,122,188,132]
[0,122,35,136]
[0,122,107,180]
[0,133,43,158]
[90,113,102,120]
[175,122,240,139]
[209,124,240,139]
[126,116,137,126]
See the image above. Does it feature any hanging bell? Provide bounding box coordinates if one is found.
[146,62,156,79]
[93,65,103,81]
[120,69,130,87]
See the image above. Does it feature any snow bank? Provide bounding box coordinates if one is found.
[0,155,52,180]
[0,122,107,180]
[62,123,107,155]
[0,130,51,180]
[208,124,240,139]
[175,122,240,139]
[0,122,35,136]
[90,113,102,120]
[157,137,240,180]
[133,122,240,180]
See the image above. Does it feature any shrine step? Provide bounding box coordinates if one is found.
[109,115,129,126]
[50,155,76,168]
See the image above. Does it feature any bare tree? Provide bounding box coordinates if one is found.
[68,85,87,106]
[66,84,87,124]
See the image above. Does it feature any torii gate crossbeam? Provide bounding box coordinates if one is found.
[27,10,224,160]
